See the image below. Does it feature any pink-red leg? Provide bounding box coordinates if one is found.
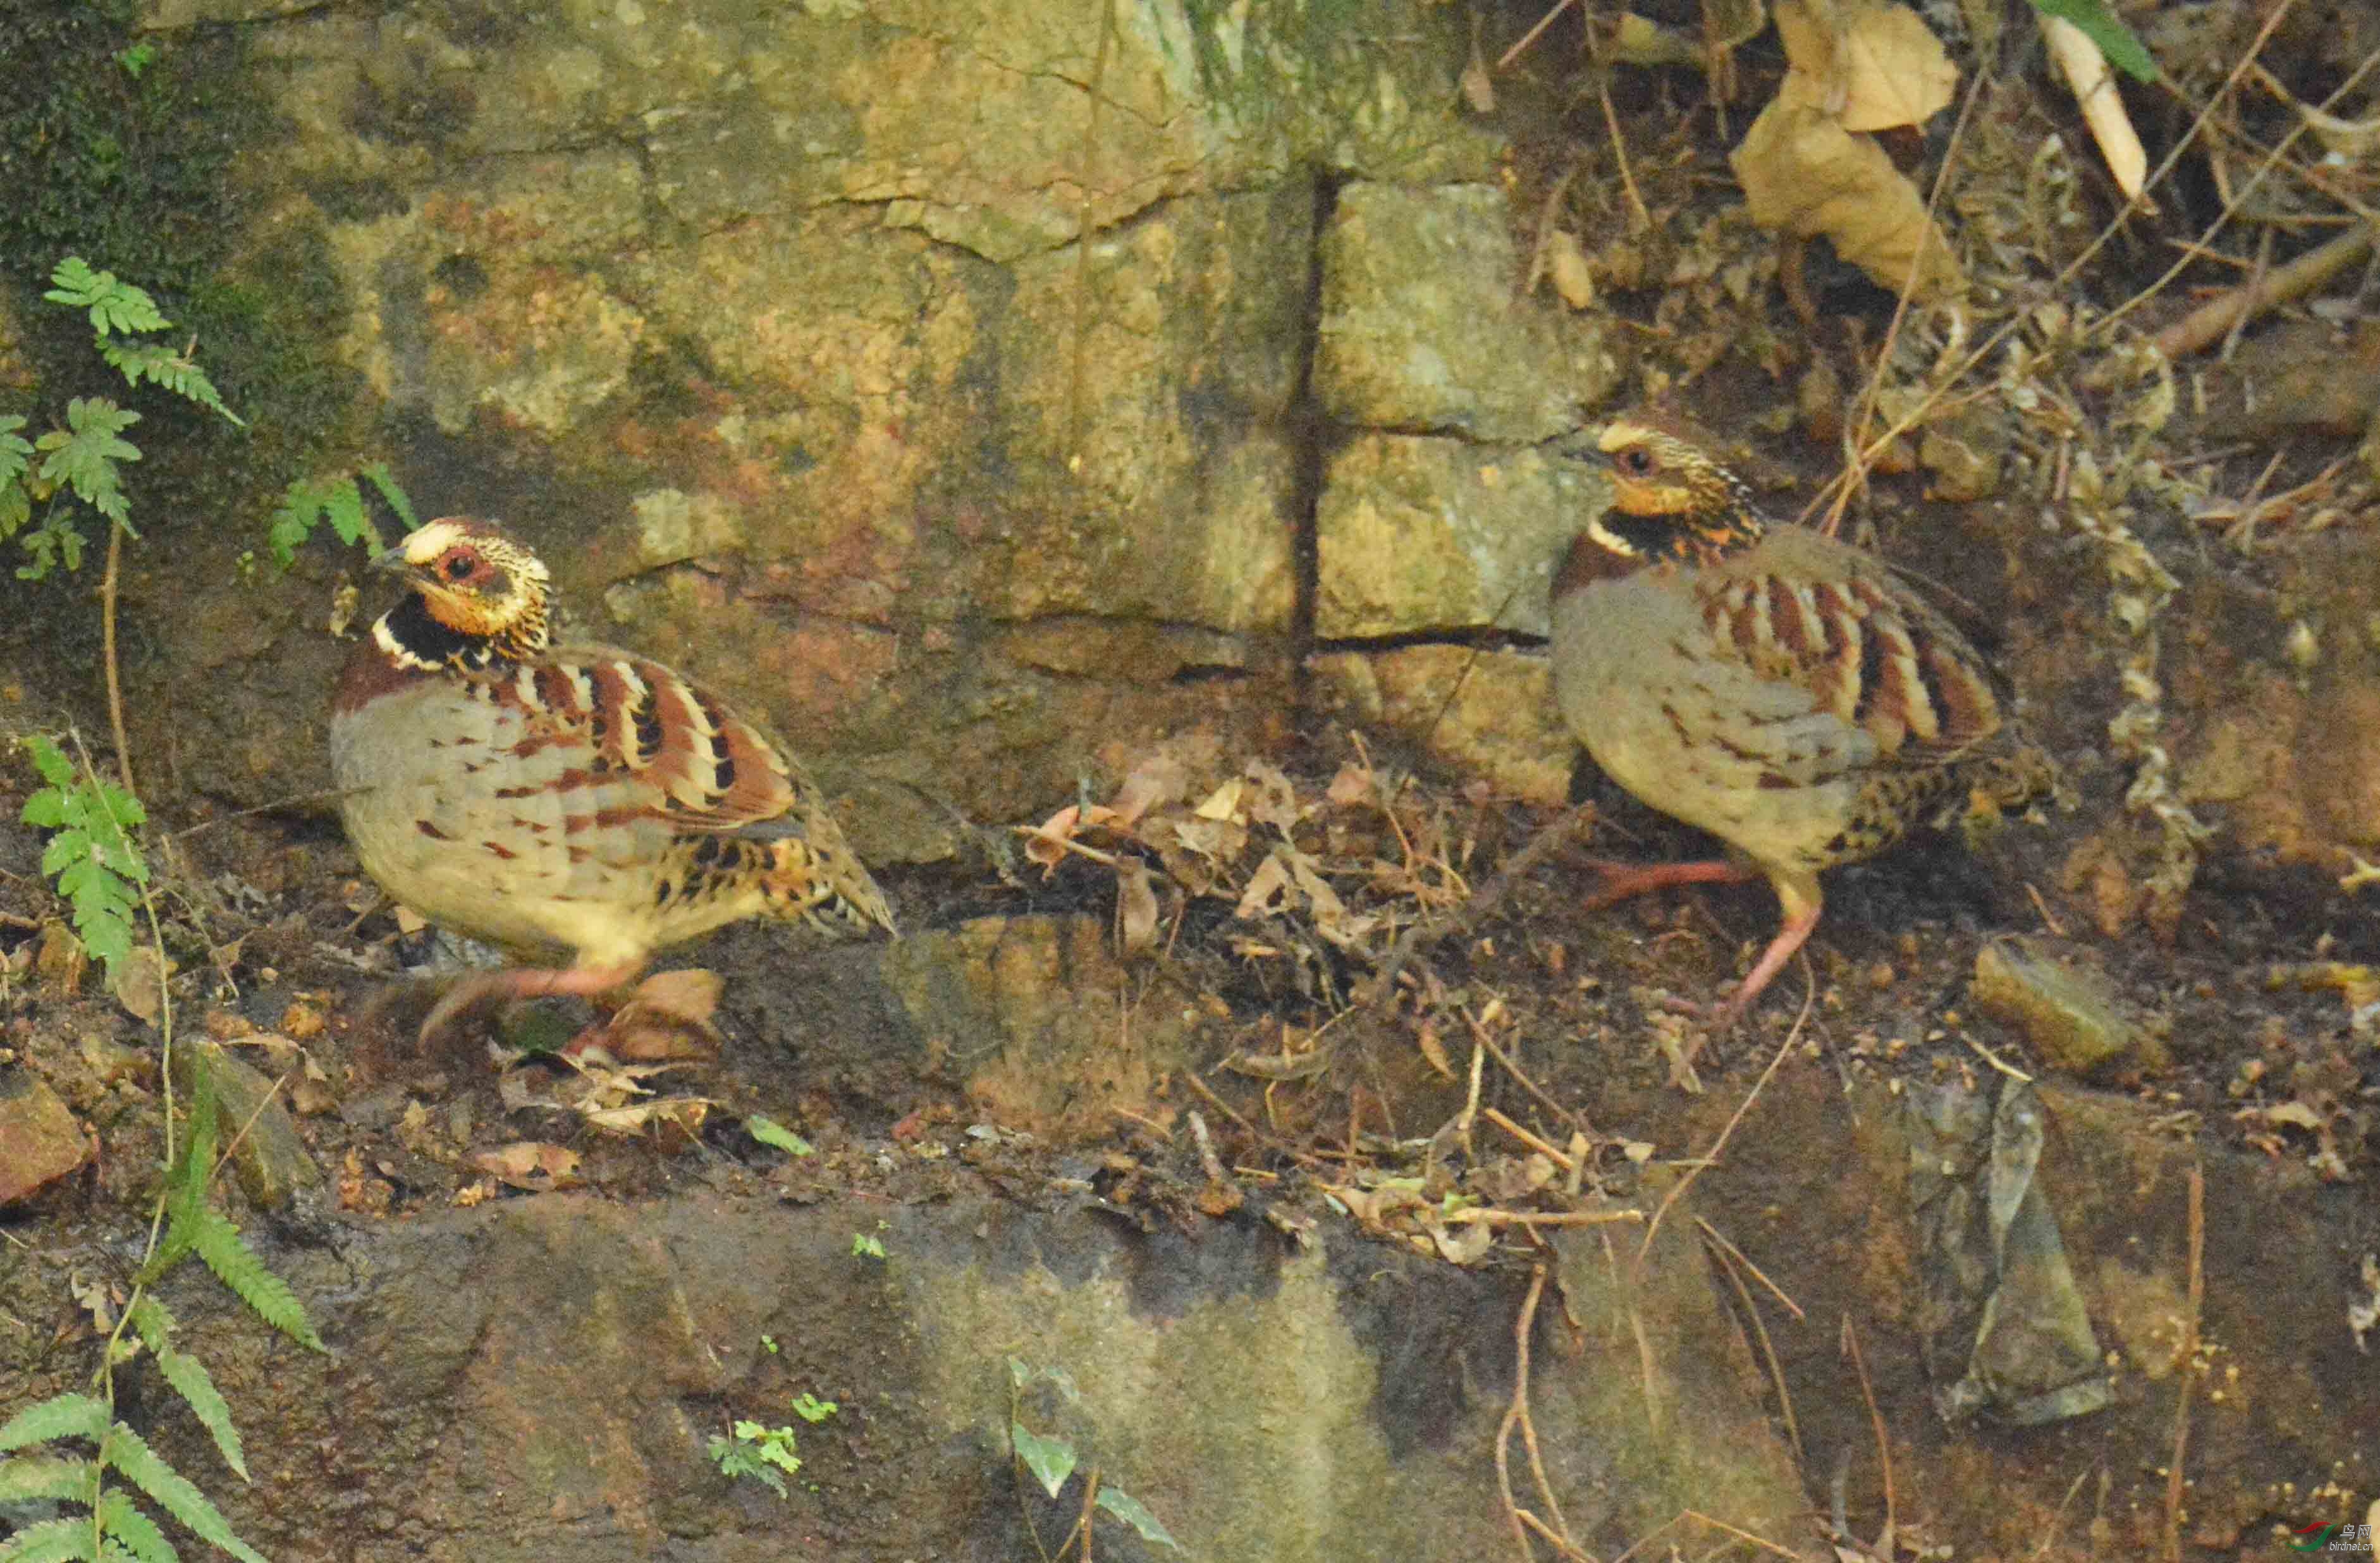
[1581,856,1825,1034]
[416,962,644,1046]
[1578,856,1757,910]
[1662,871,1824,1034]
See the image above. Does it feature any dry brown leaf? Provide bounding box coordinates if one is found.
[1112,749,1194,827]
[1774,0,1954,131]
[2042,12,2148,203]
[1731,99,1965,301]
[1235,851,1296,921]
[1546,229,1595,309]
[1242,760,1303,833]
[471,1141,584,1192]
[590,969,723,1063]
[1325,761,1377,809]
[1414,1019,1457,1081]
[1431,1219,1496,1266]
[1024,803,1121,874]
[1114,860,1161,955]
[109,947,171,1026]
[1194,776,1246,821]
[583,1096,711,1144]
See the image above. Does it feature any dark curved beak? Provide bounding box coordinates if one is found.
[1549,426,1612,468]
[369,547,410,576]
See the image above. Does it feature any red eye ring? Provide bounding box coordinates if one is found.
[444,554,474,580]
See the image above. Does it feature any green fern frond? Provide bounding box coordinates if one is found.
[45,259,170,339]
[0,414,28,491]
[185,1210,324,1354]
[0,1514,94,1563]
[95,1490,179,1563]
[360,463,416,531]
[99,1425,265,1563]
[264,471,393,567]
[98,343,243,429]
[146,1062,217,1280]
[0,1454,97,1504]
[32,399,142,530]
[0,1392,110,1452]
[21,735,149,983]
[128,1298,247,1481]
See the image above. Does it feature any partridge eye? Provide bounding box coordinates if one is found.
[443,555,474,581]
[1620,448,1653,475]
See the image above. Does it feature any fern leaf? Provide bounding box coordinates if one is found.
[319,483,367,553]
[51,857,137,973]
[0,1392,109,1452]
[0,1515,98,1563]
[360,463,415,532]
[189,1210,324,1353]
[0,1453,97,1504]
[133,1293,250,1480]
[96,1490,180,1563]
[151,1345,247,1481]
[97,342,244,429]
[99,1425,265,1563]
[33,400,142,529]
[0,414,28,483]
[148,1067,219,1280]
[46,259,171,338]
[126,1295,174,1354]
[263,480,333,568]
[22,733,76,794]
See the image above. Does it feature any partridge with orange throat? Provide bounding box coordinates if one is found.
[1550,410,2037,1033]
[331,517,893,1043]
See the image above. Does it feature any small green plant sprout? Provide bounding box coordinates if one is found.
[20,732,147,983]
[0,258,243,580]
[265,464,412,567]
[759,1334,779,1355]
[790,1392,837,1424]
[744,1114,814,1157]
[707,1421,802,1500]
[850,1230,888,1261]
[1005,1358,1182,1559]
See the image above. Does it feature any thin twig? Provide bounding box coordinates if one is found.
[1444,1206,1643,1228]
[1826,64,1987,537]
[1496,0,1580,71]
[1691,1217,1804,1321]
[1181,1069,1258,1141]
[1475,1013,1597,1138]
[1494,1266,1540,1561]
[2149,219,2377,360]
[1636,981,1812,1269]
[2162,1161,2205,1563]
[101,524,137,799]
[1841,1316,1895,1555]
[1702,1221,1803,1466]
[1481,1106,1576,1170]
[1357,805,1593,1009]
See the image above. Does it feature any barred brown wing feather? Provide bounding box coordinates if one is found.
[1693,566,2003,770]
[496,646,801,833]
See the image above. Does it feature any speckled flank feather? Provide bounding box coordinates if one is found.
[331,517,892,977]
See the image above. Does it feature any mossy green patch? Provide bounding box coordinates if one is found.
[0,3,363,573]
